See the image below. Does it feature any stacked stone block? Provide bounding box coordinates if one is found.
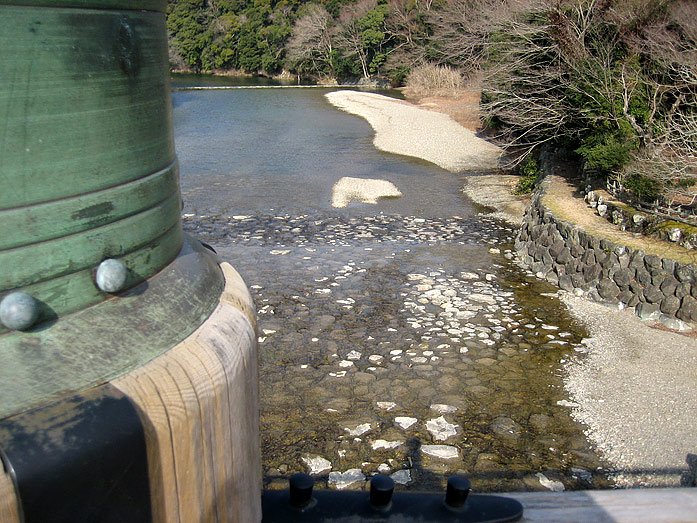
[515,191,697,325]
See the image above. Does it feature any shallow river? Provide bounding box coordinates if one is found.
[173,77,610,492]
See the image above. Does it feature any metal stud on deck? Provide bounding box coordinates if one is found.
[262,474,524,522]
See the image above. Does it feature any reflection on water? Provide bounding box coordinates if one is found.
[173,86,472,217]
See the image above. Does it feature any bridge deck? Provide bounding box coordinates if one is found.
[510,487,697,522]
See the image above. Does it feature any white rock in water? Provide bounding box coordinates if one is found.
[368,355,384,364]
[536,472,565,492]
[270,249,290,255]
[426,416,459,441]
[372,439,404,450]
[339,360,354,368]
[378,463,391,473]
[390,469,412,485]
[302,455,332,475]
[395,417,418,430]
[376,401,397,411]
[430,404,458,414]
[421,445,459,460]
[332,177,402,208]
[345,423,372,436]
[347,350,362,360]
[469,293,497,305]
[460,272,479,280]
[329,469,365,489]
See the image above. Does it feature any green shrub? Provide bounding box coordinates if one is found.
[514,156,541,195]
[623,173,662,202]
[575,125,637,173]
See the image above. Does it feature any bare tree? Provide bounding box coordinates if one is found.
[335,0,380,79]
[428,0,536,73]
[285,5,336,81]
[478,1,576,162]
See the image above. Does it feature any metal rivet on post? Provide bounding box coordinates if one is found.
[445,475,471,509]
[95,259,128,293]
[370,474,394,511]
[0,291,40,331]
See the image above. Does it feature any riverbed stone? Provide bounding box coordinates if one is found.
[395,417,418,430]
[421,445,460,460]
[187,201,618,492]
[426,416,459,441]
[391,469,412,485]
[490,416,522,441]
[302,455,332,475]
[329,469,365,490]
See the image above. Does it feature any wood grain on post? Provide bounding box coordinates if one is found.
[113,262,261,523]
[0,468,20,523]
[0,263,260,523]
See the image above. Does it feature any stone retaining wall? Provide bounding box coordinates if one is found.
[584,191,697,251]
[515,181,697,327]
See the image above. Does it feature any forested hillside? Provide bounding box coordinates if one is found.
[166,0,435,83]
[167,0,695,210]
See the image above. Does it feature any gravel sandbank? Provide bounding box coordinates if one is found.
[561,294,697,487]
[331,176,402,208]
[461,175,528,224]
[325,91,501,172]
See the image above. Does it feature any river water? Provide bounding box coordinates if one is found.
[172,77,610,492]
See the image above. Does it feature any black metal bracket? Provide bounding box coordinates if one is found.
[0,384,151,523]
[262,473,524,522]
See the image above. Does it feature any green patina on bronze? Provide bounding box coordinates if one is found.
[0,0,226,414]
[0,4,188,331]
[0,236,224,418]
